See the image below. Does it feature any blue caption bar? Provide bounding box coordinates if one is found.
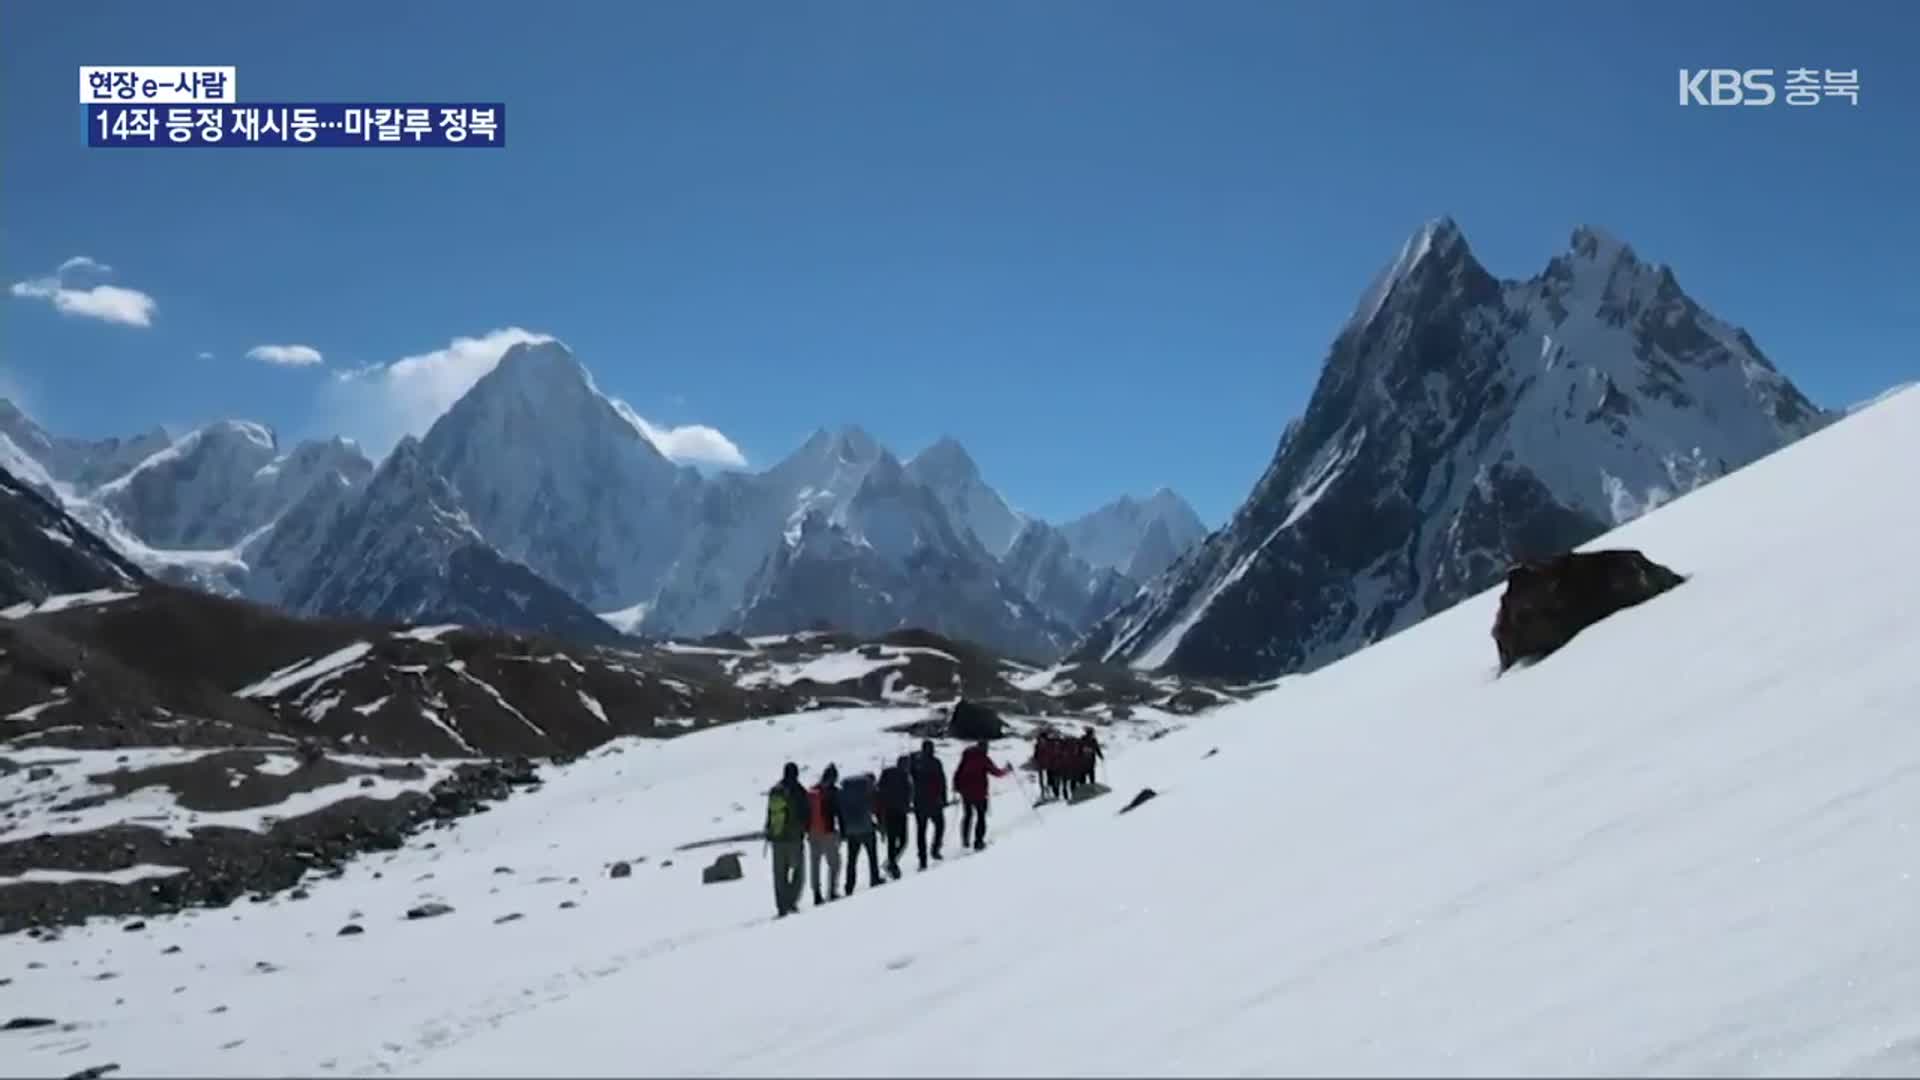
[87,103,506,148]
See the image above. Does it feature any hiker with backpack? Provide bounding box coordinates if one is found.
[807,764,844,904]
[876,755,912,880]
[952,738,1011,850]
[1077,726,1104,791]
[909,739,948,870]
[837,768,885,893]
[764,762,811,917]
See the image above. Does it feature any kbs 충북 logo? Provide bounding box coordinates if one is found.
[80,65,506,148]
[1677,68,1861,107]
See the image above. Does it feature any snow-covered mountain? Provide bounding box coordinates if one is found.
[1058,488,1207,579]
[639,426,890,639]
[1000,518,1138,634]
[0,399,172,494]
[0,401,373,599]
[93,423,370,551]
[0,345,1194,655]
[416,341,704,611]
[735,450,1077,661]
[904,436,1027,557]
[1083,219,1828,681]
[281,436,619,644]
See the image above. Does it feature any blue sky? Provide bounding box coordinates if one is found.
[3,2,1914,526]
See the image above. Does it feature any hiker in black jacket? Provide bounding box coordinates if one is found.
[910,739,948,870]
[837,770,883,893]
[876,755,912,880]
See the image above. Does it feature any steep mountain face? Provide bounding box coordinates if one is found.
[1059,490,1207,577]
[93,424,371,550]
[0,464,148,607]
[417,341,702,612]
[245,466,364,606]
[1084,219,1827,682]
[905,437,1027,558]
[736,452,1075,661]
[640,426,888,638]
[282,437,620,644]
[1000,519,1137,635]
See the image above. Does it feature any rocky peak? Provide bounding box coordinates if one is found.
[906,436,981,484]
[1083,219,1828,682]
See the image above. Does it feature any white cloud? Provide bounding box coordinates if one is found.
[9,278,154,326]
[9,260,157,327]
[610,400,748,470]
[246,344,324,367]
[197,351,214,361]
[319,327,747,470]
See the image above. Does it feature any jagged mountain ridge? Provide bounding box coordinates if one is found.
[0,347,1201,657]
[1082,219,1828,682]
[280,436,622,645]
[0,403,373,599]
[734,447,1078,662]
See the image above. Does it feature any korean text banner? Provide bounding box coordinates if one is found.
[88,104,506,147]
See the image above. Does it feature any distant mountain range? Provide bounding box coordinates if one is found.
[1,219,1841,679]
[0,354,1205,660]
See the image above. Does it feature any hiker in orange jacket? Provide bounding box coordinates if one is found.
[806,764,843,904]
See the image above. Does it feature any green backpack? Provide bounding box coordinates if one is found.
[766,787,793,840]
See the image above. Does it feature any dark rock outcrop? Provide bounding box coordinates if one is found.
[1119,788,1158,814]
[0,465,147,609]
[1492,549,1685,670]
[947,699,1006,742]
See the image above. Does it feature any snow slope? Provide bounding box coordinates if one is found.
[7,388,1918,1076]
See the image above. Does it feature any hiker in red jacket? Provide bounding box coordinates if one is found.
[1042,732,1069,801]
[952,739,1010,851]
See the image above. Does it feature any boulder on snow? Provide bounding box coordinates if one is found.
[404,902,453,920]
[609,860,632,879]
[1492,549,1685,671]
[701,852,744,884]
[1119,788,1158,814]
[947,699,1006,742]
[1066,781,1110,805]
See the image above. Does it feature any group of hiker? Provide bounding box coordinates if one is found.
[1033,727,1103,803]
[762,726,1105,917]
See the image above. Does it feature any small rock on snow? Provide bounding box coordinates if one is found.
[338,924,364,936]
[702,852,744,884]
[405,902,453,920]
